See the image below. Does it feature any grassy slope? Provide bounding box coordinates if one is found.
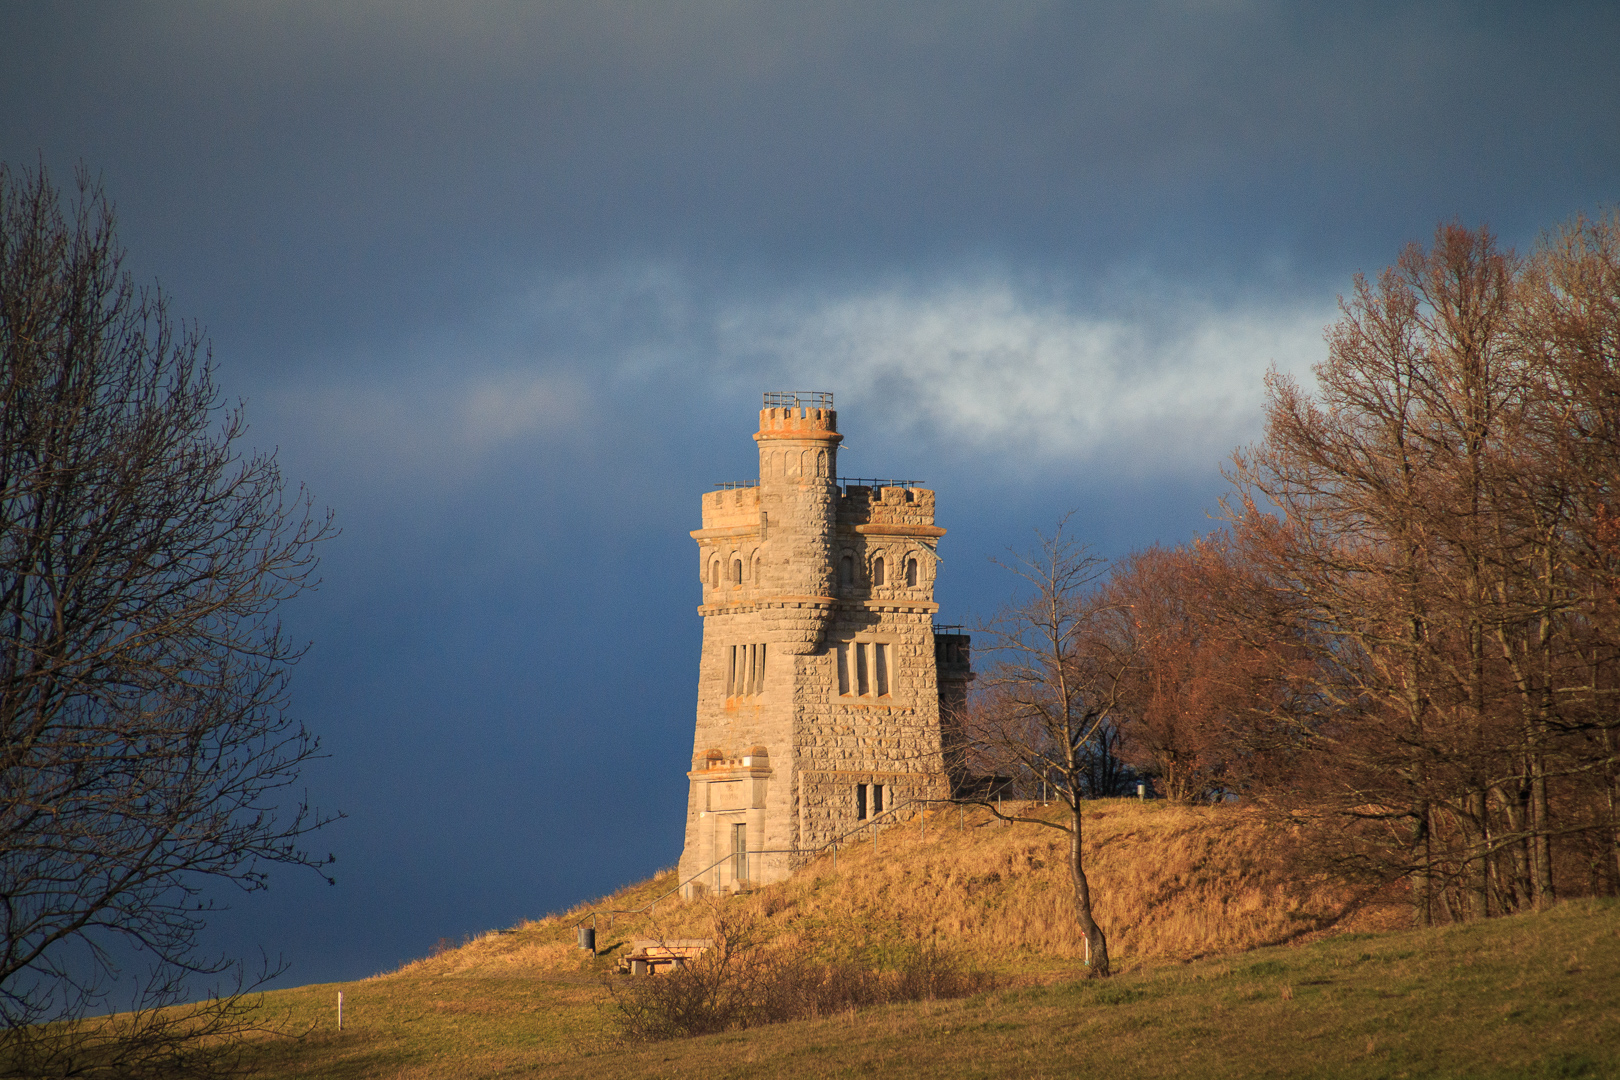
[238,802,1620,1078]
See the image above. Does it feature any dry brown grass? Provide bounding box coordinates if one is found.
[383,799,1387,983]
[229,806,1620,1078]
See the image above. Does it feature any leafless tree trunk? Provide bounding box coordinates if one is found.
[958,516,1131,977]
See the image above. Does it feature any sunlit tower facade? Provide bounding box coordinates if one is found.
[678,391,971,894]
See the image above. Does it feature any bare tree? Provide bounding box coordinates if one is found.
[1223,224,1529,925]
[1224,219,1620,923]
[0,163,336,1076]
[1517,210,1620,891]
[961,517,1132,977]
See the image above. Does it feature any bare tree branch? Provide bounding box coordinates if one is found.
[0,162,337,1076]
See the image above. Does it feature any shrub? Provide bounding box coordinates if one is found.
[610,911,992,1040]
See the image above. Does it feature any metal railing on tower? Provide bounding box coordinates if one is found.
[762,390,833,410]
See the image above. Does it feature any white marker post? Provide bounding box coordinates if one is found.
[337,991,343,1031]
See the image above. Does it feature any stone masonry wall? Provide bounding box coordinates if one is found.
[678,399,963,895]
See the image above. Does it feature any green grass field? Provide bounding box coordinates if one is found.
[225,803,1620,1078]
[238,897,1620,1079]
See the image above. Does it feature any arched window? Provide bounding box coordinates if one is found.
[800,449,811,476]
[816,450,827,477]
[906,557,918,587]
[840,554,854,587]
[873,556,885,587]
[753,554,763,584]
[710,560,720,589]
[732,559,743,585]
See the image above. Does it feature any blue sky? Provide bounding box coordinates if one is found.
[3,1,1617,987]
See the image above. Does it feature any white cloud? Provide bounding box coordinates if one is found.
[256,271,1333,495]
[709,282,1332,475]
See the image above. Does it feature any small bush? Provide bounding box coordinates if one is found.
[429,934,471,958]
[610,911,992,1040]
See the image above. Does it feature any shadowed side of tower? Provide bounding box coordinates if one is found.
[678,392,970,896]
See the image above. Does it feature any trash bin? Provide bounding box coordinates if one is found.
[577,926,596,953]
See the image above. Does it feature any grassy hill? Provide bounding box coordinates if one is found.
[232,800,1620,1078]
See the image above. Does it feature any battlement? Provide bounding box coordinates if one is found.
[700,484,761,530]
[757,407,838,437]
[757,391,838,440]
[838,483,937,527]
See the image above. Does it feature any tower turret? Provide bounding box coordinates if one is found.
[753,391,841,655]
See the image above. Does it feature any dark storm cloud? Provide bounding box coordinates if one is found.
[6,1,1616,347]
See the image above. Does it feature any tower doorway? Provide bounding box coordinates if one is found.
[732,821,748,883]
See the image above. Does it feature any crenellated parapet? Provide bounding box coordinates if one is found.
[699,484,761,530]
[836,483,937,526]
[756,404,838,437]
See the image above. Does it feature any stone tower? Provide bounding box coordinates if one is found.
[678,391,972,895]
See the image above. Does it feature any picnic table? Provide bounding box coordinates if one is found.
[618,938,713,975]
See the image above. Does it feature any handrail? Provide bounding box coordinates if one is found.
[836,477,925,490]
[575,795,972,933]
[762,391,833,410]
[569,795,1089,964]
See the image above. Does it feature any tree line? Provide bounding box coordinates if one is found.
[965,214,1620,974]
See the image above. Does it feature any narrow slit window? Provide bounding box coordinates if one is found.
[711,560,720,588]
[856,643,870,696]
[874,643,889,696]
[873,784,884,815]
[873,557,885,586]
[840,554,854,586]
[727,644,770,698]
[732,558,743,585]
[837,644,850,696]
[906,557,918,587]
[855,783,867,821]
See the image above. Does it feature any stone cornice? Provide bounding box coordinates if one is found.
[688,764,773,781]
[846,523,946,538]
[752,429,843,444]
[696,597,940,617]
[795,768,946,781]
[690,525,763,541]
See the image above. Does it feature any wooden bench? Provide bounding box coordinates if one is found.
[618,938,713,975]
